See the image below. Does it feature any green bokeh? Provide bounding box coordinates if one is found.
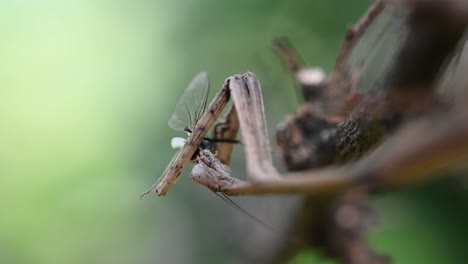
[1,1,466,264]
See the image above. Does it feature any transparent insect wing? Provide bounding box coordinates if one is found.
[347,5,467,98]
[346,6,406,93]
[168,72,210,132]
[437,32,468,103]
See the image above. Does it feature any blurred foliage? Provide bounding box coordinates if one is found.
[1,1,467,264]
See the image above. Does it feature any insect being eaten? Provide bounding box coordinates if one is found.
[168,72,240,160]
[140,72,238,198]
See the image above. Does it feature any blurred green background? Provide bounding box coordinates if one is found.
[1,1,467,263]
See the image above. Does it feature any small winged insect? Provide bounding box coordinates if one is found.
[168,72,239,160]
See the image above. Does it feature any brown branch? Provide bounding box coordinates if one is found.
[193,0,468,195]
[193,2,468,264]
[272,2,468,263]
[326,189,390,264]
[357,109,468,190]
[193,106,468,196]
